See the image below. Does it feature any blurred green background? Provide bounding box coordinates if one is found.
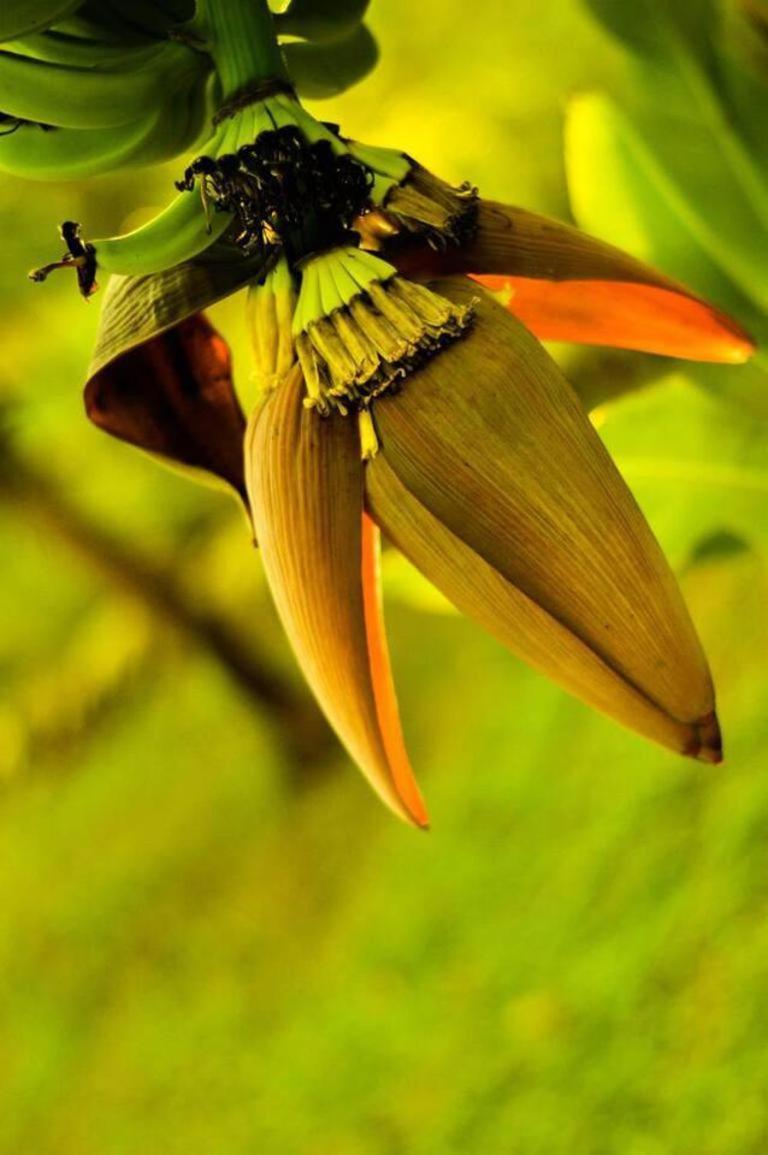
[2,2,768,1152]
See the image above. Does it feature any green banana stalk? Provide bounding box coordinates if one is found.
[0,39,209,129]
[0,76,208,179]
[0,0,80,42]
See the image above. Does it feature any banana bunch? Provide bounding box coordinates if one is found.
[29,94,353,292]
[0,0,212,180]
[11,0,387,295]
[0,1,80,40]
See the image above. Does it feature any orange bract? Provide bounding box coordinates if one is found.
[474,275,753,363]
[245,365,428,827]
[393,200,755,364]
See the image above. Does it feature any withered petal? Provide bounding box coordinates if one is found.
[391,200,754,363]
[245,366,429,826]
[84,313,248,500]
[367,454,715,760]
[372,277,720,751]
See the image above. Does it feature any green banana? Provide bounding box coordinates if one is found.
[275,0,371,43]
[0,0,80,42]
[94,190,232,276]
[0,75,208,179]
[282,24,379,100]
[5,29,170,69]
[78,0,196,40]
[28,93,368,287]
[52,12,159,46]
[0,39,209,129]
[86,112,260,276]
[28,189,230,293]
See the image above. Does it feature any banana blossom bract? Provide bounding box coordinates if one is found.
[85,195,753,827]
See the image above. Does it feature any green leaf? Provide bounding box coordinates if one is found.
[581,0,768,311]
[598,376,768,566]
[714,0,768,163]
[582,0,715,64]
[566,90,768,313]
[627,94,768,309]
[566,91,768,419]
[281,22,378,99]
[566,93,756,310]
[276,0,370,42]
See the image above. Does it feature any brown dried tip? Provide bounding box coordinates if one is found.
[690,711,724,764]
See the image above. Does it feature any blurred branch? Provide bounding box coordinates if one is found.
[0,437,339,777]
[2,602,157,782]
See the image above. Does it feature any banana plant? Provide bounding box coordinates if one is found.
[1,0,758,825]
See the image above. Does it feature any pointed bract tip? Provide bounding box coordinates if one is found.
[707,306,757,364]
[696,710,724,765]
[721,336,757,365]
[686,710,723,765]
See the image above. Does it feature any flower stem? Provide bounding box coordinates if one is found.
[202,0,288,100]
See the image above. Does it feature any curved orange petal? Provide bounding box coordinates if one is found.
[472,275,752,364]
[361,513,429,825]
[391,200,754,363]
[245,366,428,827]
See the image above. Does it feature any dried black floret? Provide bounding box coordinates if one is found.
[175,126,375,263]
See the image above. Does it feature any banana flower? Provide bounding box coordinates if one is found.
[21,0,753,826]
[82,165,751,827]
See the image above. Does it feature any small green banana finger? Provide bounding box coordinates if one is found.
[0,0,80,41]
[0,76,208,178]
[89,116,243,277]
[28,193,231,295]
[0,117,157,179]
[79,0,195,40]
[5,29,169,69]
[52,12,158,46]
[0,39,209,128]
[275,0,370,42]
[94,190,232,277]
